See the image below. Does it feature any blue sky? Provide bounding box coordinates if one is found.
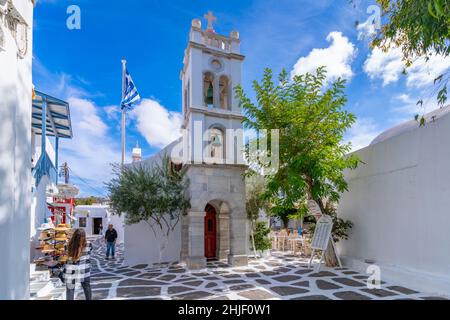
[33,0,450,196]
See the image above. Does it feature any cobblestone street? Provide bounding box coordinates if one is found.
[55,240,448,300]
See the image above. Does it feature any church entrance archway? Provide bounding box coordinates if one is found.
[204,204,217,260]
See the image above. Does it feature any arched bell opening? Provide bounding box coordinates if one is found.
[203,72,214,108]
[219,75,231,110]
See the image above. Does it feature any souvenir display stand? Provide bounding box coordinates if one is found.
[34,222,73,275]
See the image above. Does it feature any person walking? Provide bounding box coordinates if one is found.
[63,229,92,300]
[105,224,118,260]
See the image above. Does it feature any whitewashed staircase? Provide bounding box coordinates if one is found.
[29,264,66,300]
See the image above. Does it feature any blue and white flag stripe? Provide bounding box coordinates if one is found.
[121,68,141,110]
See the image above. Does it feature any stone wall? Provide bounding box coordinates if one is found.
[182,164,248,269]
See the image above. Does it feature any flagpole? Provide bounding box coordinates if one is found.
[121,59,126,166]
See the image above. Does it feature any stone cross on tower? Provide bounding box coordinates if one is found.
[204,11,216,32]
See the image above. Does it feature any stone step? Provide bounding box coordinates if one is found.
[48,287,66,300]
[30,270,50,282]
[30,278,63,298]
[30,281,48,294]
[32,295,57,301]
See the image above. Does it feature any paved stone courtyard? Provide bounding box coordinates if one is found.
[53,240,446,300]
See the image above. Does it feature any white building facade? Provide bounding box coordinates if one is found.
[30,133,58,260]
[75,205,125,243]
[29,90,74,261]
[0,0,35,300]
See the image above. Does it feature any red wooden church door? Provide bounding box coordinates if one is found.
[204,204,217,259]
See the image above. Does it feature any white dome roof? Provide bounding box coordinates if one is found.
[370,107,450,146]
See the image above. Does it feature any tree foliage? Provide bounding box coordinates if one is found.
[271,207,298,229]
[106,156,190,236]
[246,177,271,223]
[246,177,272,256]
[374,0,450,62]
[307,201,353,243]
[75,196,98,206]
[371,0,450,110]
[251,222,272,252]
[236,67,360,217]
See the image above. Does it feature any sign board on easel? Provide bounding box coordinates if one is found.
[308,215,342,271]
[311,215,333,250]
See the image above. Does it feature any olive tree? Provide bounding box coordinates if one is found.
[246,176,271,258]
[106,155,190,261]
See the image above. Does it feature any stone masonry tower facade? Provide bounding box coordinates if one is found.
[179,12,249,269]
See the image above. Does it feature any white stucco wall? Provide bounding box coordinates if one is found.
[30,175,53,260]
[124,219,181,266]
[108,211,125,244]
[75,205,125,243]
[30,176,51,233]
[0,0,34,300]
[338,110,450,295]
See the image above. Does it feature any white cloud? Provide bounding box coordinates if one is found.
[33,58,90,98]
[68,98,107,137]
[103,105,121,121]
[291,31,356,82]
[346,118,382,152]
[34,60,121,196]
[356,19,377,40]
[131,99,182,149]
[363,46,404,86]
[364,47,450,88]
[59,98,121,196]
[392,93,439,116]
[407,54,450,88]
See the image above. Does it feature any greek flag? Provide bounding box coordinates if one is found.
[121,68,141,110]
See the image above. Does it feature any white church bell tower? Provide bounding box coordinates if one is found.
[179,12,249,269]
[180,11,245,166]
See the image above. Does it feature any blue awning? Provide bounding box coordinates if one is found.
[32,91,73,139]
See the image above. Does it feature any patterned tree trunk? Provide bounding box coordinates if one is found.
[324,239,338,267]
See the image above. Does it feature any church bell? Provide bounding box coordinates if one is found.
[211,134,222,147]
[205,83,214,105]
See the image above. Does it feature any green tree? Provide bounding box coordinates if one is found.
[370,0,450,115]
[106,156,190,261]
[252,221,272,253]
[271,207,299,229]
[374,0,450,62]
[75,196,97,206]
[306,201,353,244]
[246,176,271,257]
[236,67,359,266]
